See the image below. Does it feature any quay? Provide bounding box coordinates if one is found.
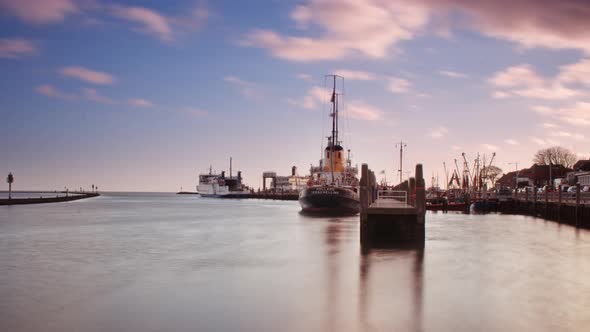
[360,163,426,246]
[496,188,590,228]
[0,192,100,206]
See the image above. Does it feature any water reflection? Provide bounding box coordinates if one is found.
[359,243,424,332]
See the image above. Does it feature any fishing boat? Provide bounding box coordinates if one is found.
[299,75,360,214]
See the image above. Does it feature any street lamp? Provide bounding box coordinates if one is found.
[509,162,519,194]
[6,172,14,199]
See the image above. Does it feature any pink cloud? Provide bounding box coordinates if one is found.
[224,76,263,100]
[438,70,468,79]
[489,63,585,100]
[242,0,590,62]
[180,107,208,117]
[346,101,382,121]
[388,77,411,94]
[129,98,154,108]
[0,0,78,24]
[333,69,376,80]
[241,0,430,61]
[60,66,115,85]
[82,88,115,104]
[532,102,590,127]
[111,5,173,42]
[414,0,590,53]
[0,38,36,58]
[429,126,449,139]
[35,84,77,101]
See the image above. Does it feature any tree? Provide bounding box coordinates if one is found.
[533,146,577,168]
[485,166,502,187]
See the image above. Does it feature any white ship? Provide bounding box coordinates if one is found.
[197,158,251,198]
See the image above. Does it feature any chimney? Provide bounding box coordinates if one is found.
[292,166,297,176]
[221,171,225,179]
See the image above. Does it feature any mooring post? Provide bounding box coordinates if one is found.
[558,185,562,222]
[576,183,580,227]
[360,164,369,223]
[370,170,377,203]
[544,186,549,218]
[409,177,416,206]
[415,164,425,224]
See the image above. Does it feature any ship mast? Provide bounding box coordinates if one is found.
[330,75,336,185]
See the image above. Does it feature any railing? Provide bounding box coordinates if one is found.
[377,189,407,205]
[513,191,590,204]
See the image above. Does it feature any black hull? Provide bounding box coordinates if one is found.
[299,186,360,215]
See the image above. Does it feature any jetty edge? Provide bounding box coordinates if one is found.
[0,192,100,206]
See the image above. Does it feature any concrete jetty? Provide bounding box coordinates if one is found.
[0,192,100,205]
[360,163,426,246]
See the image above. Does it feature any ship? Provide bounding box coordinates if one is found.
[197,158,251,198]
[299,75,360,214]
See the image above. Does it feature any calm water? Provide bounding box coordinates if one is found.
[1,193,589,332]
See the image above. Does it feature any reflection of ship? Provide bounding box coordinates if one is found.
[299,75,360,214]
[197,158,250,198]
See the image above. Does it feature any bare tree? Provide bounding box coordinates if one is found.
[485,166,502,187]
[534,146,578,168]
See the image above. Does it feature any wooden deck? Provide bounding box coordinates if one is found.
[367,200,418,215]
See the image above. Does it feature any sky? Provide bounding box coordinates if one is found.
[1,0,590,192]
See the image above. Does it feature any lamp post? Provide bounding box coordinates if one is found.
[6,172,14,199]
[548,152,553,187]
[509,162,519,194]
[396,140,407,184]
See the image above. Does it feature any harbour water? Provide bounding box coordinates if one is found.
[1,193,589,332]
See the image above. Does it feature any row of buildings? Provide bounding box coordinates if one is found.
[497,160,590,189]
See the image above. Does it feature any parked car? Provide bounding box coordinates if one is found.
[561,185,571,192]
[541,185,555,192]
[567,186,578,193]
[582,186,590,193]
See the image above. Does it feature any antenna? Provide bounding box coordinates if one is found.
[396,140,407,184]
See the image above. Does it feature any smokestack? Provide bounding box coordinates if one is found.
[230,157,232,178]
[238,171,242,180]
[292,166,297,176]
[221,171,225,179]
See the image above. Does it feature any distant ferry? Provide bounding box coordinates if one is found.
[298,75,360,214]
[197,159,250,198]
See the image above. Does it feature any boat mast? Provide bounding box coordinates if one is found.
[329,75,337,185]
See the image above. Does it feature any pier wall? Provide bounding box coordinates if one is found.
[497,200,590,229]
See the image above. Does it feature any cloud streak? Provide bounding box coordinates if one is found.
[0,0,78,24]
[334,69,376,81]
[35,84,77,100]
[60,66,115,85]
[111,5,173,42]
[224,76,263,100]
[0,38,36,58]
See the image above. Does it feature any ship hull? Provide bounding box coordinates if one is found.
[299,186,360,214]
[199,191,250,198]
